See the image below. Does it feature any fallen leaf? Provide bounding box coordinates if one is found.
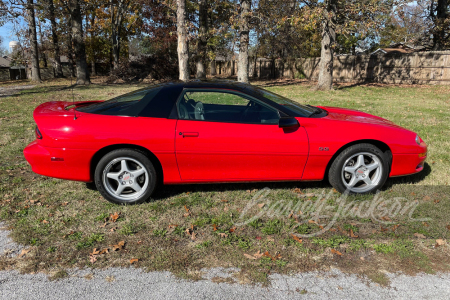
[89,255,97,264]
[266,236,275,242]
[447,225,450,231]
[183,213,191,217]
[294,188,302,194]
[360,257,365,261]
[168,224,179,229]
[110,212,120,222]
[63,231,74,238]
[381,216,391,222]
[61,202,69,206]
[229,227,236,233]
[308,220,318,225]
[423,196,431,201]
[392,225,400,232]
[184,205,190,213]
[414,233,426,239]
[137,241,142,245]
[329,228,337,232]
[244,253,257,260]
[434,239,445,248]
[350,229,358,238]
[331,249,343,256]
[253,250,264,258]
[99,248,109,255]
[423,222,429,227]
[110,227,117,232]
[380,226,389,232]
[191,232,197,240]
[434,200,440,204]
[18,249,30,258]
[256,236,262,240]
[221,200,228,203]
[42,220,49,224]
[130,258,139,264]
[257,203,265,208]
[212,224,217,231]
[291,234,303,243]
[219,233,228,238]
[100,222,108,228]
[112,241,125,251]
[223,206,229,212]
[90,248,100,256]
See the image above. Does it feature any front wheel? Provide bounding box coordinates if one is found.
[328,144,390,194]
[94,149,157,204]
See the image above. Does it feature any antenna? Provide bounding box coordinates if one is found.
[71,71,77,120]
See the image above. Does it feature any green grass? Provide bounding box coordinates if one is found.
[0,78,449,284]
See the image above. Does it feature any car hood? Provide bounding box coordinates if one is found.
[320,106,404,129]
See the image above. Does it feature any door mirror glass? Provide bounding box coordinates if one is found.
[279,117,299,128]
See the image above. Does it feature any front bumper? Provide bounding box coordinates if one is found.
[23,141,94,182]
[390,152,427,177]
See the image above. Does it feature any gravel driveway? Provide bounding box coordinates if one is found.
[1,224,450,299]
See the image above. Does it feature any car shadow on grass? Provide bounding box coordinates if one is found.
[383,162,432,190]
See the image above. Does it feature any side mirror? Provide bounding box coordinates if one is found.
[279,117,299,128]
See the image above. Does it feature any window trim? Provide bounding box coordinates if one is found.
[176,88,284,125]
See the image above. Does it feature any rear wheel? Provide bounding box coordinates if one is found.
[95,149,157,204]
[328,143,390,194]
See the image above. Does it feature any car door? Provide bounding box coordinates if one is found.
[175,89,309,182]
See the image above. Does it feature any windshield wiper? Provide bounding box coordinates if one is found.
[307,105,323,117]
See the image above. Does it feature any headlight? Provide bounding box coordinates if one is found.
[415,135,421,145]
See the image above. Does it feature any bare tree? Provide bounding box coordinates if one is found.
[196,0,207,79]
[68,0,90,84]
[47,0,63,77]
[431,0,449,50]
[177,0,189,81]
[26,0,41,82]
[315,0,337,91]
[237,0,250,83]
[110,0,131,70]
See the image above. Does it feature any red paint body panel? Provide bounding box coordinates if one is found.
[23,100,427,185]
[175,120,308,181]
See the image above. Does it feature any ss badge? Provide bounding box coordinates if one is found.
[319,147,329,151]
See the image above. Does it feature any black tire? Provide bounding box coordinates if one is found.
[328,143,390,194]
[94,149,157,204]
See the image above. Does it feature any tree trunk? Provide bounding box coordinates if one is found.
[48,0,63,77]
[67,18,76,78]
[210,60,216,76]
[177,0,190,81]
[26,0,41,82]
[432,0,448,50]
[90,14,97,76]
[70,0,90,84]
[237,0,250,83]
[38,19,48,68]
[315,0,337,91]
[196,0,208,79]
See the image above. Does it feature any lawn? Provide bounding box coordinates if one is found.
[0,78,449,285]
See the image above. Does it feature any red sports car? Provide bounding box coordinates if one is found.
[24,81,427,204]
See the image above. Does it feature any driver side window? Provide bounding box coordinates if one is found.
[177,90,279,124]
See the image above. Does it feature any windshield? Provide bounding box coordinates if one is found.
[249,87,316,117]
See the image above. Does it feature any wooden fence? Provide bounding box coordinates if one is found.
[214,51,450,85]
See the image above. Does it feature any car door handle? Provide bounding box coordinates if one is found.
[181,132,199,138]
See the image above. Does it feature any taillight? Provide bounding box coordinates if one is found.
[35,126,43,139]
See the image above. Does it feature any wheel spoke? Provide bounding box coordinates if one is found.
[107,172,120,182]
[363,177,373,186]
[131,168,145,178]
[344,166,357,173]
[347,175,359,188]
[120,160,129,172]
[115,184,125,195]
[366,162,379,172]
[356,154,365,168]
[130,182,142,192]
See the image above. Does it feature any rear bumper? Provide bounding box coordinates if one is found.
[390,152,427,177]
[23,141,94,182]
